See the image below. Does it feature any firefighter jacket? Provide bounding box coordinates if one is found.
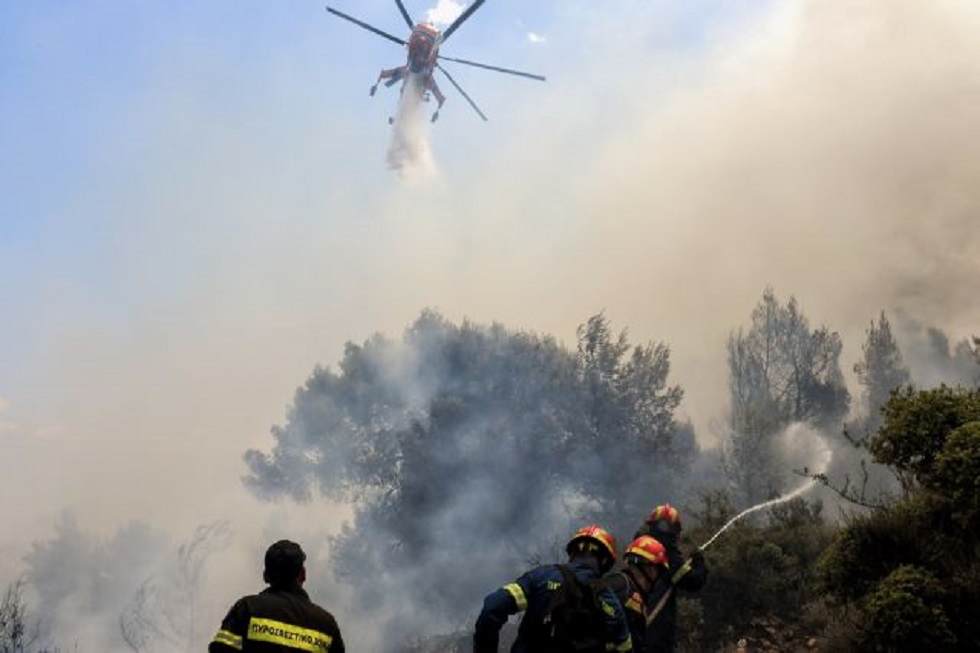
[633,526,708,653]
[209,585,344,653]
[604,568,649,650]
[473,559,633,653]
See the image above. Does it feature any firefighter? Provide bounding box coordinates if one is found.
[473,525,633,653]
[606,535,671,650]
[209,540,344,653]
[634,505,708,653]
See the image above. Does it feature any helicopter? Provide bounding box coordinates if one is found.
[325,1,546,123]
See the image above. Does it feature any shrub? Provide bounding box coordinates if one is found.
[861,565,955,650]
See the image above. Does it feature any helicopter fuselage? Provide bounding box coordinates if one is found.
[406,23,441,74]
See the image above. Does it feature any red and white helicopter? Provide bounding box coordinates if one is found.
[325,1,545,123]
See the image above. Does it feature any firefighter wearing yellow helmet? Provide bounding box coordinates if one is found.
[605,535,671,649]
[474,525,633,652]
[634,505,708,652]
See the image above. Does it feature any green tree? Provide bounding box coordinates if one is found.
[1,577,30,653]
[931,421,980,529]
[0,576,61,653]
[871,385,980,492]
[862,565,955,651]
[573,313,685,532]
[819,312,912,509]
[678,494,835,651]
[854,312,911,433]
[725,289,849,504]
[818,386,980,650]
[243,310,687,647]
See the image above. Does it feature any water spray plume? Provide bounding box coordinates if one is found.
[699,480,816,551]
[700,423,833,552]
[646,425,834,626]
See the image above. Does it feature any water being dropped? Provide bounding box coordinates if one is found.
[386,73,437,178]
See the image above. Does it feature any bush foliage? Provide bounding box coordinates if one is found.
[816,386,980,651]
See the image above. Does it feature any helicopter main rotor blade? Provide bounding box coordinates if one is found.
[393,0,414,29]
[325,6,406,46]
[440,0,486,42]
[437,55,546,82]
[437,64,488,121]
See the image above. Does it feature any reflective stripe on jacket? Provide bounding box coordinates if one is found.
[209,586,344,653]
[474,560,633,652]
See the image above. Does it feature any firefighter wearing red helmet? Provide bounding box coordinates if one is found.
[634,505,708,653]
[605,535,671,650]
[474,525,633,652]
[565,524,618,572]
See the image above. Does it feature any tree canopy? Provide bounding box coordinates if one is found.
[854,312,911,433]
[725,288,849,504]
[243,310,688,645]
[818,385,980,650]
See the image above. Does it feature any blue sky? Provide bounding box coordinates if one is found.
[0,0,750,237]
[0,0,769,407]
[2,1,979,646]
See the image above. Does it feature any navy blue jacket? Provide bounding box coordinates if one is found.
[634,525,708,653]
[474,559,633,652]
[604,568,650,651]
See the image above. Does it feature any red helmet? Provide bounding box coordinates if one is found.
[625,535,669,568]
[566,525,617,571]
[646,504,681,528]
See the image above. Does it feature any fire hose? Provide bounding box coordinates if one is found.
[644,552,699,626]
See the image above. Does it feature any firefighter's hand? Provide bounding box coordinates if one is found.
[690,549,706,570]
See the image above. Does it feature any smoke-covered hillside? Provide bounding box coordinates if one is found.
[6,300,975,651]
[244,311,689,645]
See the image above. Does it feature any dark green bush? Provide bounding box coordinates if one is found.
[861,565,955,651]
[681,496,834,649]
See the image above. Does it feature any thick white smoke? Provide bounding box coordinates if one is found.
[778,422,834,482]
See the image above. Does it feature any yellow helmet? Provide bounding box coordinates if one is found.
[566,525,617,572]
[646,504,681,528]
[625,535,669,569]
